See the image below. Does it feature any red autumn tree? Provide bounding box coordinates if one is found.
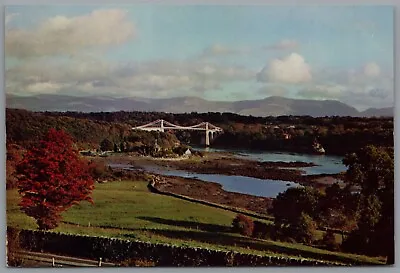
[16,128,94,230]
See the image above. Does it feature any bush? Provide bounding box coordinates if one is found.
[341,229,369,255]
[6,229,23,267]
[9,228,363,266]
[232,214,254,237]
[172,145,190,156]
[252,221,273,239]
[322,230,340,251]
[120,258,156,267]
[289,213,317,245]
[89,161,111,180]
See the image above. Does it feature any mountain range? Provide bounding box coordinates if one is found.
[5,94,394,117]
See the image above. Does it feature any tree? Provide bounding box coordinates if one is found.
[100,138,113,152]
[322,230,339,251]
[342,145,394,264]
[6,143,24,189]
[271,187,321,243]
[289,212,317,245]
[271,187,321,228]
[16,129,94,230]
[343,145,393,195]
[319,183,360,231]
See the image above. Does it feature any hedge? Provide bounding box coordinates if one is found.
[7,227,346,267]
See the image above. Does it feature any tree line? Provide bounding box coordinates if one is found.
[40,110,394,155]
[7,108,393,156]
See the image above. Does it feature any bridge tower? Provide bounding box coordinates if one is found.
[160,119,165,132]
[205,122,210,146]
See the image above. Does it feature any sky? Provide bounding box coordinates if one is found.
[4,5,394,111]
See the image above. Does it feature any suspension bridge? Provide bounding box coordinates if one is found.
[132,119,223,146]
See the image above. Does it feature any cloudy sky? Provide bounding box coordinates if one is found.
[5,5,393,110]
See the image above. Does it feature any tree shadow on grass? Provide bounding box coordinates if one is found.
[141,228,368,265]
[146,228,280,252]
[136,216,232,233]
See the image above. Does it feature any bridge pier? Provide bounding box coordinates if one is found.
[205,123,210,146]
[205,123,220,146]
[160,119,165,132]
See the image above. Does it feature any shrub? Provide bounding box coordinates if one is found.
[289,213,317,245]
[6,229,23,267]
[89,160,113,180]
[100,138,114,152]
[232,214,254,237]
[341,229,369,254]
[322,230,340,251]
[252,221,273,239]
[120,258,156,267]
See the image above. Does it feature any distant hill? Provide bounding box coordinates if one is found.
[360,107,394,117]
[5,94,393,117]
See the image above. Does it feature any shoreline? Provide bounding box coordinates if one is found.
[129,154,344,189]
[147,174,274,216]
[99,152,345,215]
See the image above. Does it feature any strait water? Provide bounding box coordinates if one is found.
[109,150,346,198]
[194,147,347,175]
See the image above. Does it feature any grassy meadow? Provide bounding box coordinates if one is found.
[6,180,385,265]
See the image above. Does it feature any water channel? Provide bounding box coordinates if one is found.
[110,149,347,198]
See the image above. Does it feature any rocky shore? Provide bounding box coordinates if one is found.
[132,155,343,188]
[99,153,345,215]
[148,174,273,215]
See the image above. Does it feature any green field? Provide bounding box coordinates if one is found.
[7,180,385,264]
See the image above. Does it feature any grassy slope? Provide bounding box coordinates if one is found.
[7,181,384,264]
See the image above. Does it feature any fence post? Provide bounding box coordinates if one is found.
[52,257,55,267]
[98,257,102,267]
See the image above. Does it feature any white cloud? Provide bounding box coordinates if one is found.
[368,88,390,99]
[201,39,299,58]
[309,63,393,110]
[5,13,19,25]
[257,85,289,97]
[297,84,346,100]
[202,44,236,56]
[116,60,255,82]
[363,62,381,77]
[265,39,299,50]
[6,57,256,97]
[341,89,393,111]
[258,53,312,83]
[198,65,217,75]
[25,82,65,94]
[5,9,135,59]
[200,44,251,58]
